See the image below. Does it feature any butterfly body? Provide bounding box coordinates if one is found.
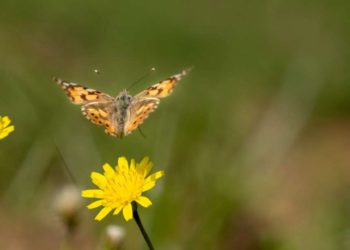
[114,90,133,138]
[53,68,191,138]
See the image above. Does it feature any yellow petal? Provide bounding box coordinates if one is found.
[1,116,11,127]
[6,125,14,132]
[136,196,152,207]
[113,206,122,215]
[103,163,115,178]
[145,170,164,182]
[0,126,14,140]
[81,189,104,198]
[139,156,150,166]
[117,157,129,172]
[95,207,112,221]
[142,171,164,191]
[137,157,154,176]
[91,172,107,189]
[130,159,136,172]
[122,203,133,221]
[142,181,156,192]
[87,200,104,209]
[144,162,154,176]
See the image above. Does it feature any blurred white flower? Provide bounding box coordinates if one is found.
[53,185,82,232]
[105,225,126,250]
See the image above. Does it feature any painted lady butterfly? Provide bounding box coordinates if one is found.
[53,68,191,138]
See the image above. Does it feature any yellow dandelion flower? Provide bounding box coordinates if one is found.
[82,156,164,221]
[0,116,15,140]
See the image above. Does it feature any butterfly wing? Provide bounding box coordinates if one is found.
[53,77,119,136]
[124,68,191,135]
[134,68,192,99]
[124,98,159,135]
[53,77,113,104]
[81,102,119,136]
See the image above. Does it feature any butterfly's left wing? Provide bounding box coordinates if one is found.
[82,102,119,136]
[124,68,191,135]
[53,77,113,105]
[53,77,119,136]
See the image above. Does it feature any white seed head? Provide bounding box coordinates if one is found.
[105,225,126,248]
[53,185,82,218]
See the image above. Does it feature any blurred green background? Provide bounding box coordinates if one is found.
[1,0,350,249]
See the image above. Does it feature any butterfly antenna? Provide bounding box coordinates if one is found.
[127,67,156,91]
[54,142,78,186]
[138,126,147,138]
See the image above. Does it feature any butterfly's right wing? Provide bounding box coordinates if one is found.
[124,68,191,135]
[133,68,192,99]
[53,77,119,136]
[124,98,160,135]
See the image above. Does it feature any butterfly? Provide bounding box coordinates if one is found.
[53,68,191,138]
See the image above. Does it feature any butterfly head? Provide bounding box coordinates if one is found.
[115,89,133,108]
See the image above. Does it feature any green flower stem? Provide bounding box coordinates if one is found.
[132,202,154,250]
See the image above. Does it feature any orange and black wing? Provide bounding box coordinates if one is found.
[133,68,191,99]
[124,68,191,135]
[53,77,118,136]
[124,98,159,135]
[81,102,118,136]
[53,77,113,104]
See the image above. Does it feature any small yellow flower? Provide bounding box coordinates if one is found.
[82,156,164,221]
[0,116,15,140]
